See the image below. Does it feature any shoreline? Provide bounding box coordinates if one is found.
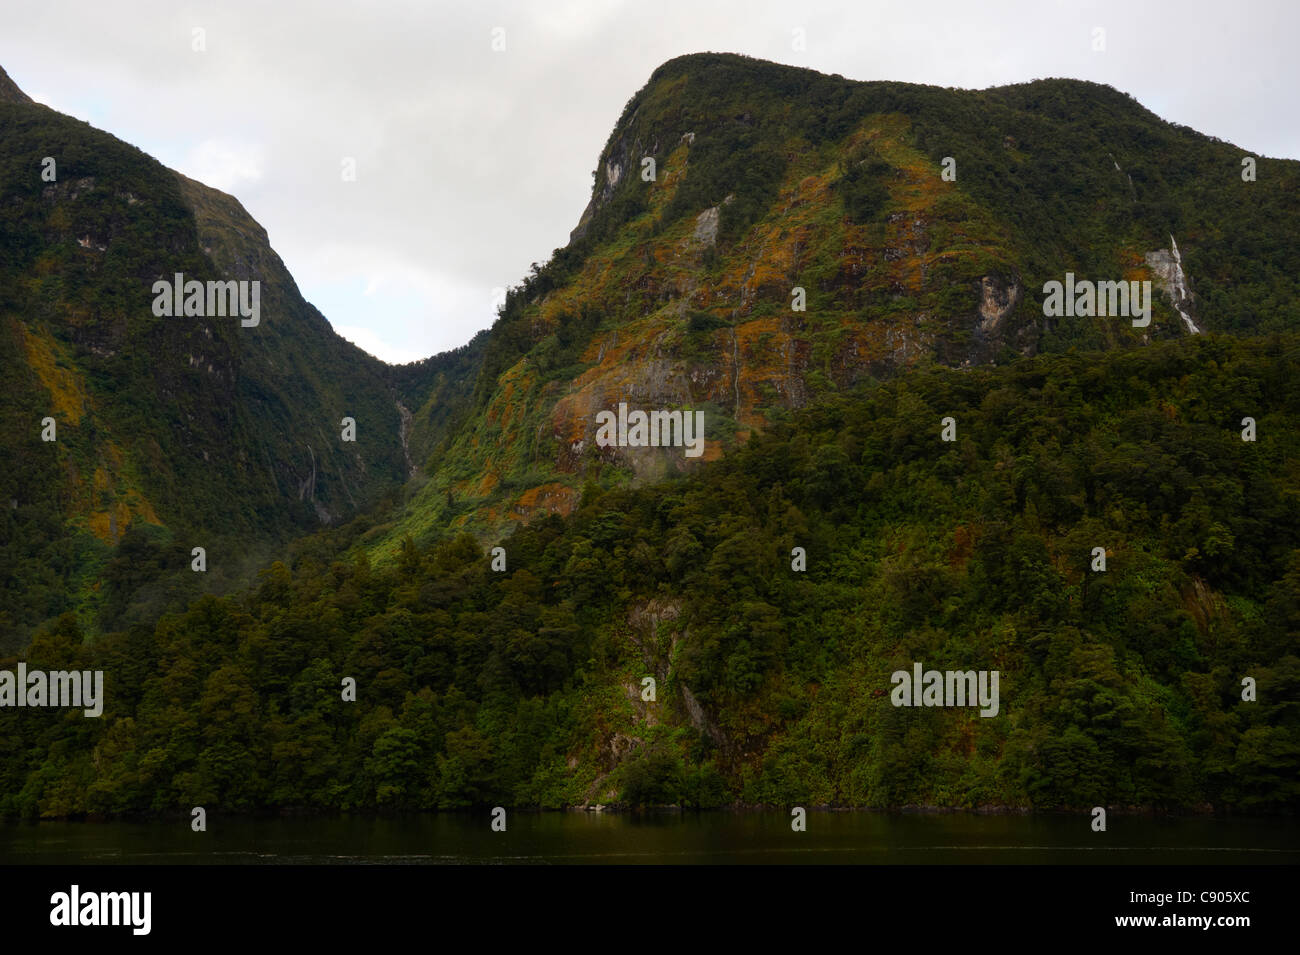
[3,802,1284,824]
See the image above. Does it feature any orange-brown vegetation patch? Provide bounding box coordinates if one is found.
[20,324,87,424]
[510,483,579,522]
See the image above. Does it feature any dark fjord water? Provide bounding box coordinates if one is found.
[3,812,1297,864]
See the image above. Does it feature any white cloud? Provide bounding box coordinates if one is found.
[333,325,427,365]
[179,139,265,194]
[25,89,92,124]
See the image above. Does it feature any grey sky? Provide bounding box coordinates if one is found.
[3,0,1296,363]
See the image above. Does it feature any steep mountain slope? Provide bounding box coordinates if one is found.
[2,54,1297,818]
[390,329,490,475]
[0,75,413,644]
[367,53,1300,557]
[0,65,32,106]
[5,334,1297,816]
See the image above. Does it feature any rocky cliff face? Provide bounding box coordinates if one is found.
[1145,235,1200,334]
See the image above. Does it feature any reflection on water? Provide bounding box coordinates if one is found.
[2,811,1297,865]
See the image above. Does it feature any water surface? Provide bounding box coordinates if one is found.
[3,811,1296,864]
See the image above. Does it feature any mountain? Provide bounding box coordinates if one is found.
[1,54,1298,817]
[0,69,433,645]
[6,333,1298,817]
[364,53,1300,559]
[0,65,32,105]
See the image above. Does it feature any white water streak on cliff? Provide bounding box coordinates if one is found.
[1167,236,1200,334]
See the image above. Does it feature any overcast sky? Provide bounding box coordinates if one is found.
[4,0,1296,364]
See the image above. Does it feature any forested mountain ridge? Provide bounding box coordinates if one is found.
[365,53,1300,558]
[1,54,1297,816]
[0,74,448,646]
[4,334,1297,816]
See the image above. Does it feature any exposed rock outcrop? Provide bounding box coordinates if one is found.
[1145,235,1200,334]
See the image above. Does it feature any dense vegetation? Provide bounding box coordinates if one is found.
[0,103,416,648]
[390,329,489,469]
[373,53,1300,560]
[596,54,1300,342]
[3,335,1296,817]
[4,53,1299,819]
